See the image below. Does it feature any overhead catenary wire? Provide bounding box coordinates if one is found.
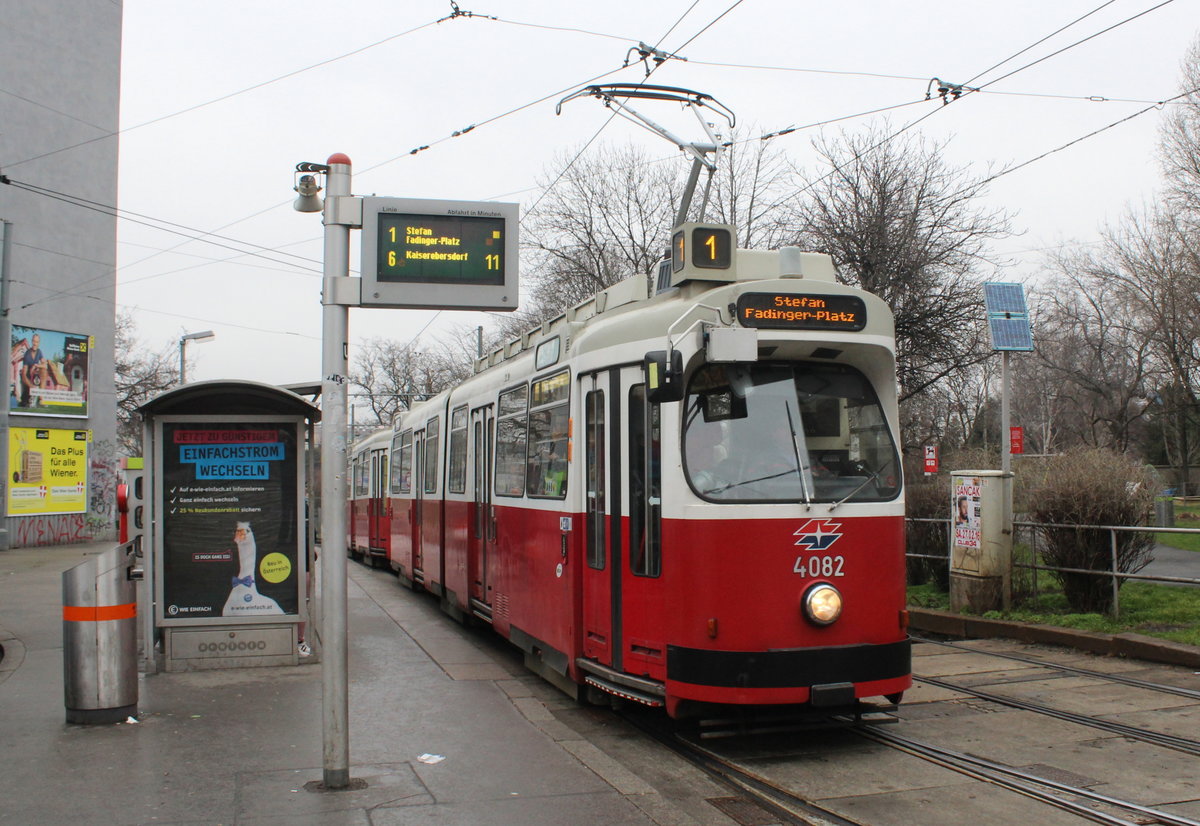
[981,84,1200,186]
[755,0,1181,213]
[3,18,446,170]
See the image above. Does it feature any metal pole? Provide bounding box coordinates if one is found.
[1001,350,1014,611]
[1001,351,1011,476]
[319,154,352,789]
[1110,529,1120,620]
[0,220,11,550]
[178,338,187,384]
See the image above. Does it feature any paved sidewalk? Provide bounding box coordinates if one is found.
[0,542,713,826]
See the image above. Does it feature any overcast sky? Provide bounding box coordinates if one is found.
[114,0,1200,406]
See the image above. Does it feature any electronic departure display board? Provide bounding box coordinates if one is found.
[736,292,867,331]
[360,197,519,311]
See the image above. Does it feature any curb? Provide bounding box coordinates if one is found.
[908,607,1200,669]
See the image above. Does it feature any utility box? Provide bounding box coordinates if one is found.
[950,470,1012,613]
[138,381,320,672]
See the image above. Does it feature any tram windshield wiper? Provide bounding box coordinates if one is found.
[827,458,894,511]
[783,401,811,505]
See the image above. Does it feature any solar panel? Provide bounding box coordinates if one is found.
[983,282,1034,351]
[983,282,1028,315]
[988,317,1034,350]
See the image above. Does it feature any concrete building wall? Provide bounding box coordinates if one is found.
[0,2,123,546]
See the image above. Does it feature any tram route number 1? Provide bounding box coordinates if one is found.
[793,555,845,577]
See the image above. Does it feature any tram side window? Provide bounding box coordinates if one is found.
[423,417,440,494]
[629,386,661,577]
[495,385,528,497]
[395,430,413,494]
[353,456,369,498]
[527,371,569,499]
[585,389,605,569]
[448,406,468,494]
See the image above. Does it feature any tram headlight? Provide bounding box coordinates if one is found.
[803,583,843,626]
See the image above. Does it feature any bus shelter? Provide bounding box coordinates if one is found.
[138,381,320,672]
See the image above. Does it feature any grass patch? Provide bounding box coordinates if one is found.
[907,581,1200,647]
[1157,502,1200,552]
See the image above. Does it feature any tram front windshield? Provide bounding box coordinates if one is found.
[683,361,900,503]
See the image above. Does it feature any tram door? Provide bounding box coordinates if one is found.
[469,405,495,607]
[581,369,626,670]
[412,428,425,578]
[369,448,389,553]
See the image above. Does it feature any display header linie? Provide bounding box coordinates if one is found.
[736,293,867,331]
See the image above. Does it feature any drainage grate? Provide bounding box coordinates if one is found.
[706,796,782,826]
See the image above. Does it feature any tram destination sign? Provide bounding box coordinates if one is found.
[736,292,867,331]
[360,196,519,312]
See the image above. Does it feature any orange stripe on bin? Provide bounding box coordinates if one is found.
[63,603,137,622]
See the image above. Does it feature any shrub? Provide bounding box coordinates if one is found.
[1027,447,1155,614]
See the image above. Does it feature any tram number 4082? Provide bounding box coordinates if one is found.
[793,555,845,577]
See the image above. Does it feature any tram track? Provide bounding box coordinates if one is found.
[852,724,1200,826]
[911,634,1200,701]
[620,708,866,826]
[913,673,1200,757]
[626,701,1200,826]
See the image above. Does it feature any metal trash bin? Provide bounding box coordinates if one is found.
[62,543,141,724]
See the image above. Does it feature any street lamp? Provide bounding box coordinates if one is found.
[178,330,215,384]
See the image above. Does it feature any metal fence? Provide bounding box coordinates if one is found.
[905,517,1200,618]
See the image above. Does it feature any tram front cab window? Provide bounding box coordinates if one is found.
[683,361,900,503]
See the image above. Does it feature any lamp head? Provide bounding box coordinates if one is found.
[293,173,323,213]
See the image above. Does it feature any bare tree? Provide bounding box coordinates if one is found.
[519,143,681,324]
[1160,35,1200,220]
[1029,268,1155,452]
[786,122,1012,404]
[349,336,474,430]
[114,311,179,456]
[1086,208,1200,489]
[512,137,799,337]
[690,130,797,250]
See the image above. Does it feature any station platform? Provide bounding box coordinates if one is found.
[0,541,721,826]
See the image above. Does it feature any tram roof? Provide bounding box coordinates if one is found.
[474,245,888,373]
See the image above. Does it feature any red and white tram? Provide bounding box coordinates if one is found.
[348,428,391,567]
[349,223,911,717]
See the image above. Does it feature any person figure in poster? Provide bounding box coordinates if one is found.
[19,332,45,408]
[956,495,971,526]
[223,521,283,616]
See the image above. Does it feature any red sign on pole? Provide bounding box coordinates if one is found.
[923,445,939,474]
[1009,426,1024,455]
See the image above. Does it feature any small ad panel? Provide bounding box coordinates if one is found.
[6,427,89,515]
[10,325,91,417]
[951,475,983,572]
[160,421,301,622]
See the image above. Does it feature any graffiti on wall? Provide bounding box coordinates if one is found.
[10,513,87,546]
[88,438,118,536]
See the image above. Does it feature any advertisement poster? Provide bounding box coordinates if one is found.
[160,422,301,621]
[6,427,90,516]
[952,476,982,572]
[10,325,91,417]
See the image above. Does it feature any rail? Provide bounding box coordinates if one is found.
[905,516,1200,618]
